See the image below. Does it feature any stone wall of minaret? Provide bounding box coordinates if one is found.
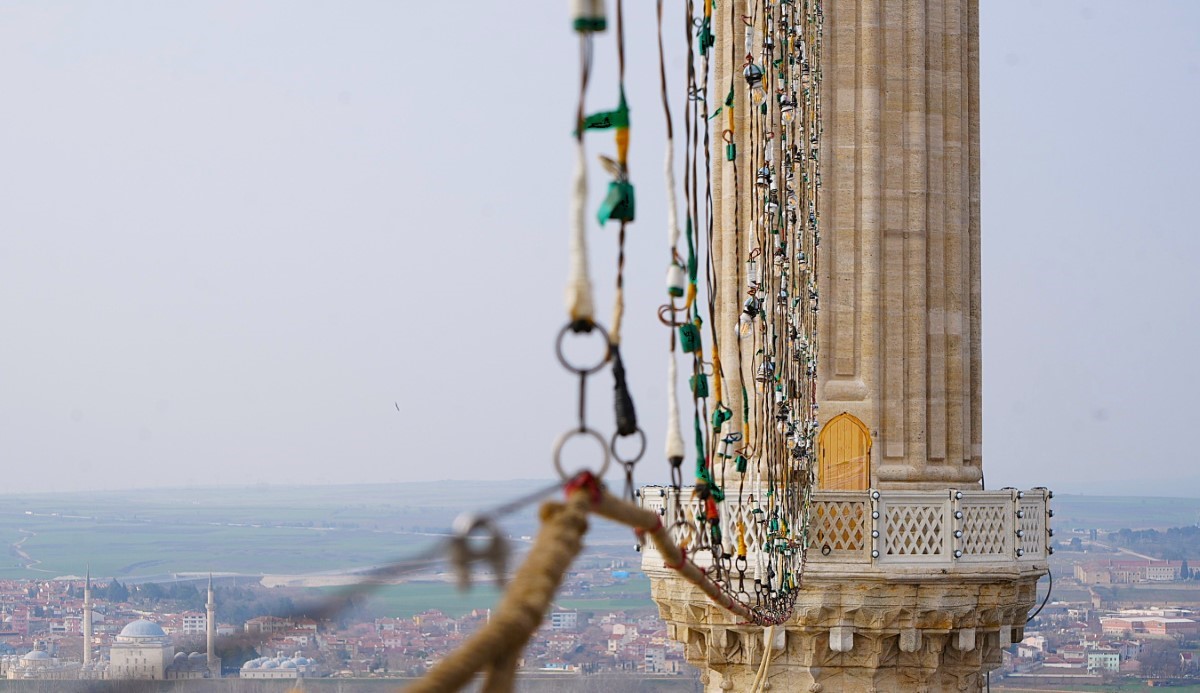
[713,0,983,490]
[206,576,218,678]
[818,0,982,489]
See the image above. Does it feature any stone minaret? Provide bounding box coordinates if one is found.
[816,0,983,491]
[82,567,93,666]
[206,574,219,678]
[643,1,1051,690]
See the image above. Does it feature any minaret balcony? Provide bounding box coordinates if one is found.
[639,486,1051,575]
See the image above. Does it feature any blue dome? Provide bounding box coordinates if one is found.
[119,619,166,638]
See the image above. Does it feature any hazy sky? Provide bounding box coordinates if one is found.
[1,2,1197,495]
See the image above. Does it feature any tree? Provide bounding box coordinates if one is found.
[1139,641,1181,678]
[105,580,129,602]
[1181,559,1191,580]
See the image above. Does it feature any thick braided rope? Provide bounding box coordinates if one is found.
[406,491,590,693]
[590,485,767,624]
[407,479,786,693]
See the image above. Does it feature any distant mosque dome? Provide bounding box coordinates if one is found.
[188,652,206,663]
[20,651,51,662]
[118,619,167,640]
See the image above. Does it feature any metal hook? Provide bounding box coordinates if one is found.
[449,514,510,592]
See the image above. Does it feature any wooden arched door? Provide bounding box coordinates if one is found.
[818,413,872,490]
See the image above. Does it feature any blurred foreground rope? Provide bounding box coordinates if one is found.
[405,487,590,693]
[408,473,776,693]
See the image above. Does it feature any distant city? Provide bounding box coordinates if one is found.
[0,565,686,683]
[993,519,1200,689]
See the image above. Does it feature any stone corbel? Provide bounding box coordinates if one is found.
[707,627,744,665]
[767,626,786,653]
[954,628,976,652]
[829,626,855,653]
[899,628,923,653]
[998,625,1013,647]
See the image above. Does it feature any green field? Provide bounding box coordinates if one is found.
[0,481,572,579]
[315,576,657,619]
[327,581,507,618]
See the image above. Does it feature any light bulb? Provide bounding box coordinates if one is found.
[781,97,797,124]
[739,313,754,338]
[744,63,766,106]
[751,83,766,106]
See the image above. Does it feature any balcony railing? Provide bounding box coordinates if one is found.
[638,487,1051,571]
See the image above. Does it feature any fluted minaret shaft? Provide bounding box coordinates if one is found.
[711,0,983,489]
[816,0,982,488]
[206,575,216,676]
[82,568,92,666]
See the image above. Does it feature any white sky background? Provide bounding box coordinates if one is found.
[0,2,1196,495]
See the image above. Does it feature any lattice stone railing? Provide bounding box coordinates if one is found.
[639,487,1051,572]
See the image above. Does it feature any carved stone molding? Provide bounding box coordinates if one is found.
[649,568,1042,692]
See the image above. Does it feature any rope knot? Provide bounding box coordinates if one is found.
[565,471,603,505]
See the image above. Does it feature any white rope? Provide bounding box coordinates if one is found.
[662,55,684,463]
[566,140,594,322]
[664,141,680,248]
[666,352,685,461]
[748,625,776,693]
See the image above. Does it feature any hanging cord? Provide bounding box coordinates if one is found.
[609,0,631,344]
[1027,566,1054,623]
[605,0,643,499]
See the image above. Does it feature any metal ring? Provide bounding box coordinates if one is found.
[610,427,647,465]
[552,427,611,480]
[448,514,509,588]
[821,543,832,556]
[669,464,683,491]
[452,514,505,554]
[554,321,612,375]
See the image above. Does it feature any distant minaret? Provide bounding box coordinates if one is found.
[206,574,218,677]
[82,566,93,666]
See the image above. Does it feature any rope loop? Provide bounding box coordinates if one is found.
[657,303,687,327]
